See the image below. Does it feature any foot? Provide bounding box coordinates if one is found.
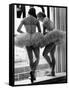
[51,71,55,76]
[30,71,36,83]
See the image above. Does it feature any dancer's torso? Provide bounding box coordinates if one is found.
[43,17,54,32]
[22,15,39,34]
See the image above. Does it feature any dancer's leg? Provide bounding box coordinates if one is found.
[50,44,56,76]
[33,47,40,72]
[26,46,35,83]
[26,46,33,71]
[42,44,53,68]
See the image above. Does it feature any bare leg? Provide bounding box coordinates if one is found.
[42,44,53,68]
[26,46,35,83]
[26,46,39,83]
[26,46,34,71]
[50,44,56,76]
[33,47,40,72]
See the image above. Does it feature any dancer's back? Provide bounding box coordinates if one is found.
[21,15,40,34]
[16,15,41,47]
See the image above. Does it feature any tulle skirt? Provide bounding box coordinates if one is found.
[15,30,66,48]
[15,32,44,48]
[41,30,66,47]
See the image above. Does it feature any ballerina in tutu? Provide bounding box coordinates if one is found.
[37,12,66,76]
[15,7,42,83]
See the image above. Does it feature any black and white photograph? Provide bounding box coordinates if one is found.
[9,3,67,86]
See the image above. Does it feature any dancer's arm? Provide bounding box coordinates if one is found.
[17,20,24,33]
[43,26,46,35]
[43,26,48,35]
[37,21,41,33]
[54,39,64,45]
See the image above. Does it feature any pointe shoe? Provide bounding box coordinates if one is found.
[51,71,55,76]
[30,71,36,83]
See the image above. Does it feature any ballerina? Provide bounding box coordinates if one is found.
[37,12,66,76]
[15,7,42,83]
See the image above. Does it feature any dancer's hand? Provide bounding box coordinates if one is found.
[55,39,64,45]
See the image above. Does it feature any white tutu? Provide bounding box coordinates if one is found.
[15,32,44,48]
[15,30,66,48]
[39,30,66,47]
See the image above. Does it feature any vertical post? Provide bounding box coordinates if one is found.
[55,8,61,73]
[17,4,26,18]
[60,8,66,72]
[47,6,50,18]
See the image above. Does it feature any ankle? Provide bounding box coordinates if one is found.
[51,71,55,76]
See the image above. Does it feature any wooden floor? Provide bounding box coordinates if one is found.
[14,72,67,86]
